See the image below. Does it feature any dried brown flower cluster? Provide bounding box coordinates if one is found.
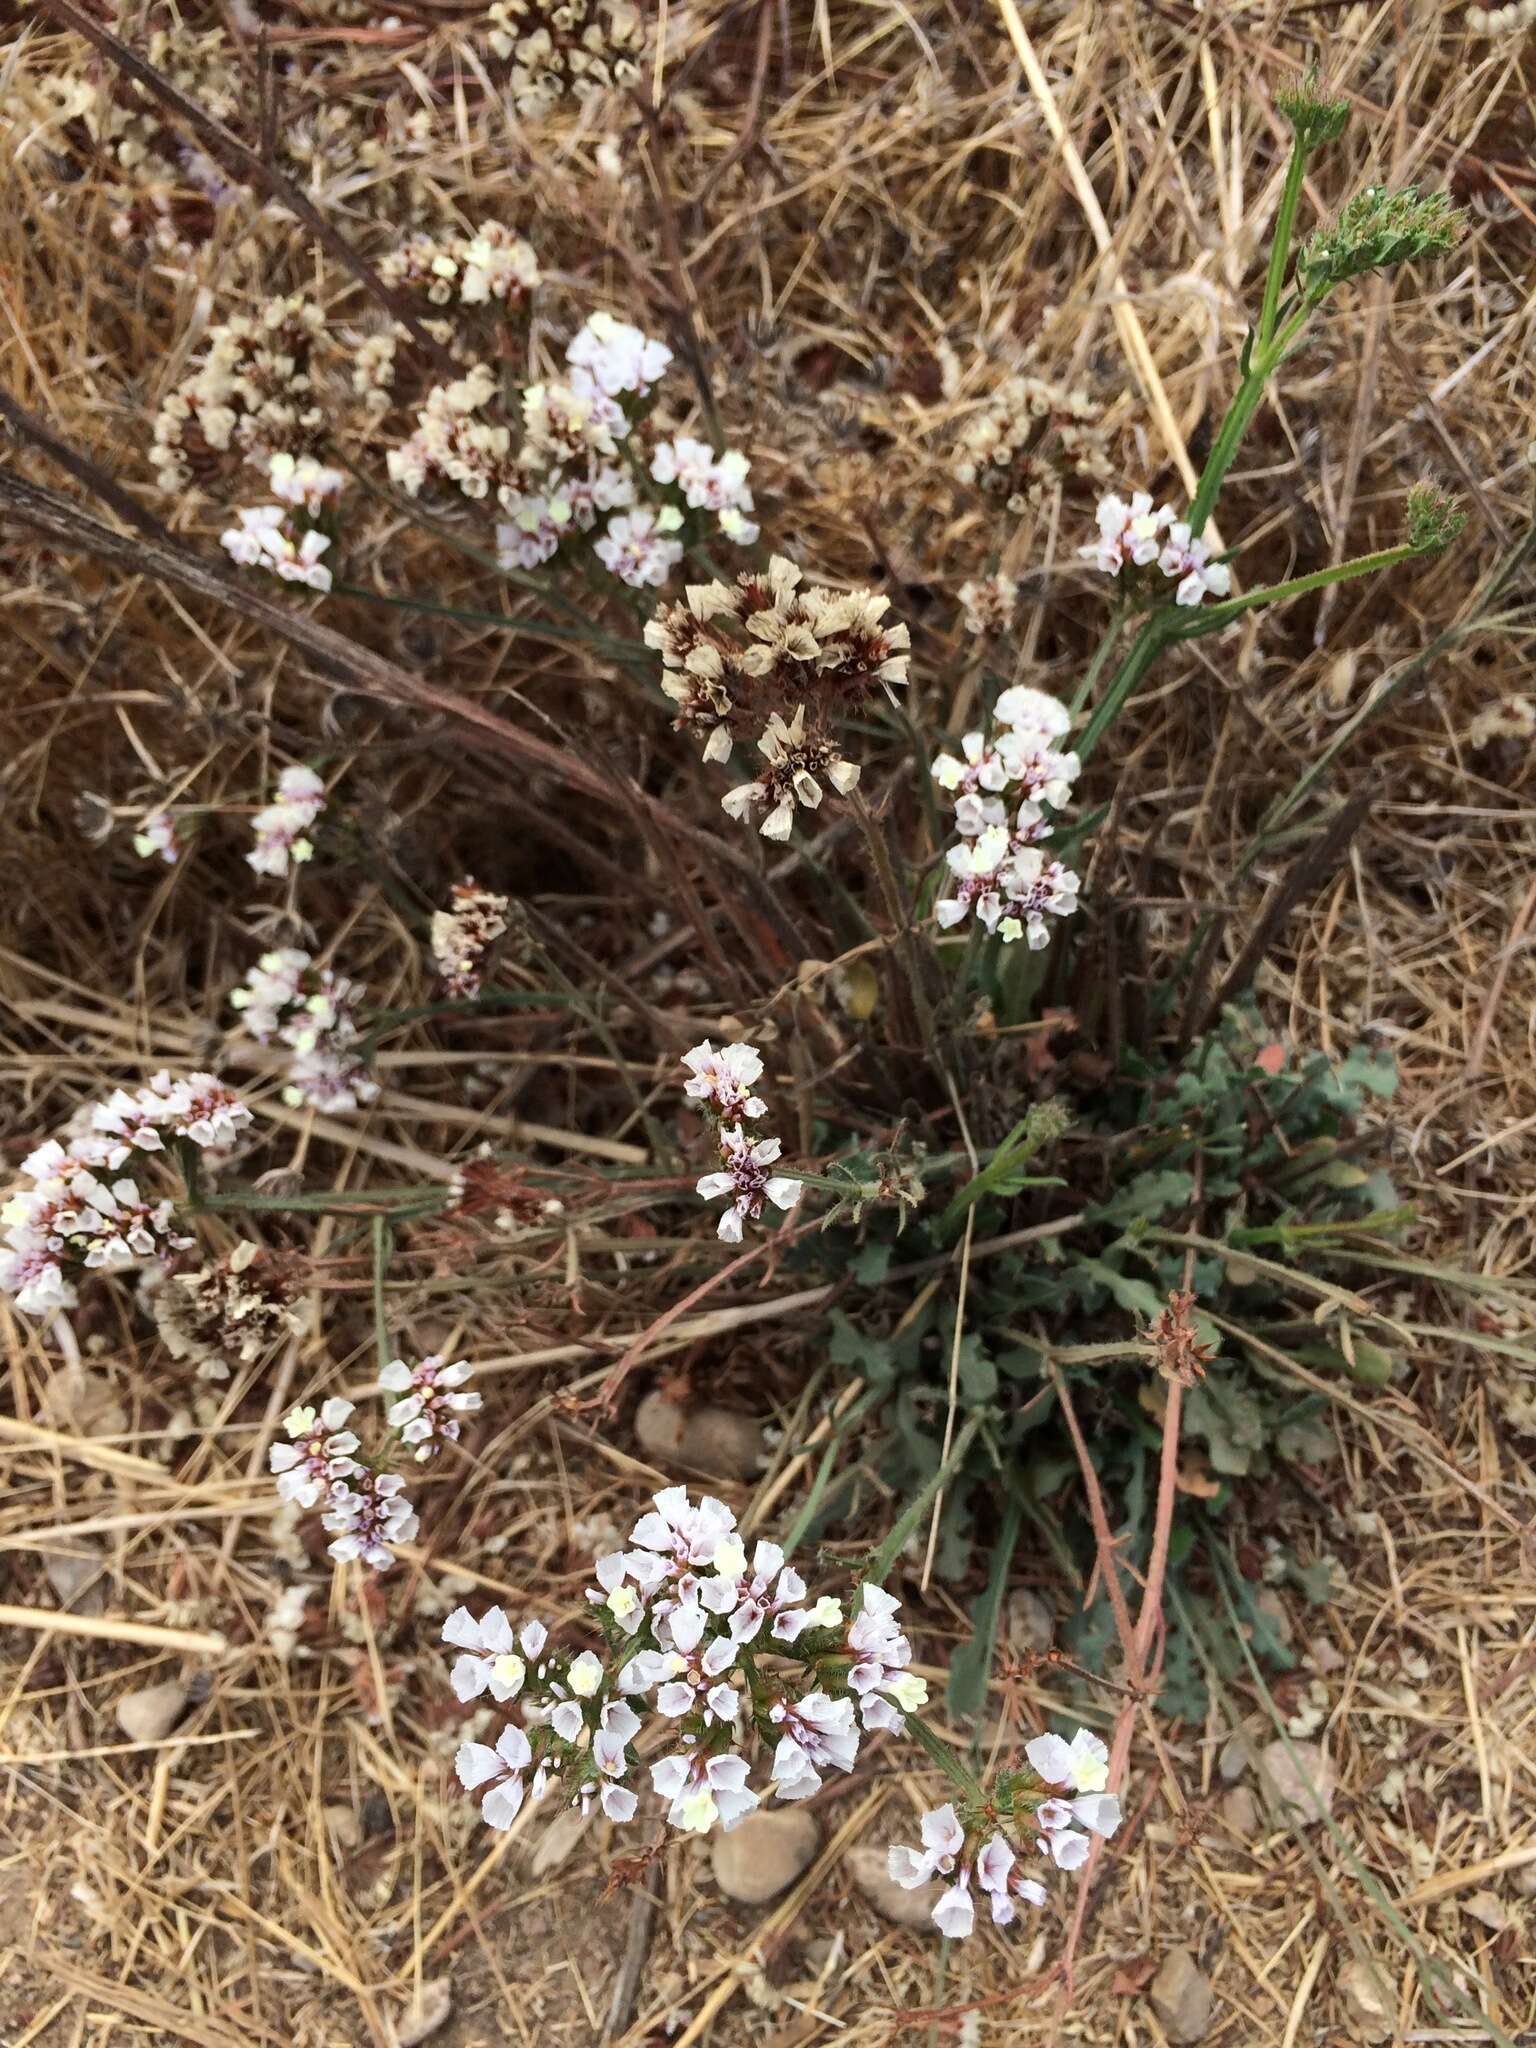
[954,372,1110,514]
[485,0,645,117]
[431,880,516,997]
[153,1241,308,1382]
[644,557,911,838]
[151,296,327,493]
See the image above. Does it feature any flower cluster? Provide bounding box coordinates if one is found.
[247,765,326,879]
[228,949,378,1114]
[484,0,644,117]
[887,1729,1122,1938]
[381,221,539,311]
[954,370,1110,513]
[151,294,326,494]
[682,1041,800,1243]
[379,1355,482,1460]
[269,1398,415,1569]
[444,1487,920,1842]
[932,687,1082,948]
[269,1351,479,1570]
[957,572,1017,638]
[387,312,755,590]
[222,455,346,595]
[645,557,911,837]
[430,880,513,997]
[1079,493,1231,608]
[0,1074,251,1316]
[153,1239,308,1381]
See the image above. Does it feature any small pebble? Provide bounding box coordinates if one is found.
[322,1805,360,1850]
[115,1679,190,1745]
[1336,1956,1394,2042]
[847,1843,942,1930]
[1005,1587,1053,1652]
[711,1809,819,1904]
[1149,1945,1214,2043]
[1219,1785,1259,1839]
[1257,1739,1335,1829]
[42,1544,104,1617]
[389,1979,451,2046]
[635,1392,766,1479]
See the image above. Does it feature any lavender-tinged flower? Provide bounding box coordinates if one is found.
[379,1355,481,1460]
[566,311,673,398]
[593,504,685,588]
[322,1467,418,1569]
[247,765,325,879]
[221,506,334,594]
[650,1748,759,1833]
[455,1722,534,1829]
[132,810,181,863]
[695,1124,800,1243]
[993,684,1073,742]
[1158,521,1232,607]
[935,818,1080,949]
[844,1583,929,1730]
[443,1606,549,1702]
[268,1398,360,1509]
[767,1691,860,1800]
[1079,491,1172,576]
[680,1041,769,1122]
[958,572,1017,637]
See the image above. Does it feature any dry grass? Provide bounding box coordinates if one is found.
[2,0,1535,2042]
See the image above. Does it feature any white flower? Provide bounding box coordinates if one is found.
[1079,491,1172,575]
[993,684,1073,743]
[888,1803,965,1888]
[247,764,325,879]
[845,1583,926,1730]
[932,1880,975,1939]
[650,1749,758,1834]
[566,311,673,397]
[696,1124,800,1242]
[629,1486,739,1573]
[267,451,346,513]
[322,1468,417,1570]
[132,810,180,863]
[680,1041,768,1121]
[268,1397,359,1509]
[593,504,685,588]
[650,438,757,540]
[442,1604,529,1702]
[455,1722,533,1829]
[568,1650,605,1698]
[378,1355,480,1460]
[976,1834,1048,1925]
[1025,1726,1110,1793]
[766,1691,859,1799]
[1158,521,1232,607]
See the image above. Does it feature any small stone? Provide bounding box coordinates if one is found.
[1258,1739,1335,1829]
[1219,1786,1259,1839]
[389,1979,451,2047]
[1005,1588,1053,1652]
[1216,1732,1251,1783]
[1336,1957,1393,2042]
[847,1843,941,1930]
[1149,1946,1214,2044]
[115,1679,190,1745]
[39,1363,127,1440]
[322,1805,360,1850]
[1514,1857,1536,1898]
[42,1544,104,1617]
[712,1809,819,1904]
[1254,1586,1294,1647]
[1462,1889,1508,1932]
[530,1806,591,1878]
[635,1392,766,1480]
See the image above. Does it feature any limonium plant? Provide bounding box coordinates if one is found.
[442,1481,1120,1938]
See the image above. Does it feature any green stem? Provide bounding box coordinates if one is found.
[1069,600,1131,715]
[193,1187,447,1218]
[861,1408,986,1586]
[371,1215,393,1376]
[1073,618,1170,764]
[1169,543,1418,639]
[902,1713,987,1804]
[852,790,940,1053]
[1258,140,1309,352]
